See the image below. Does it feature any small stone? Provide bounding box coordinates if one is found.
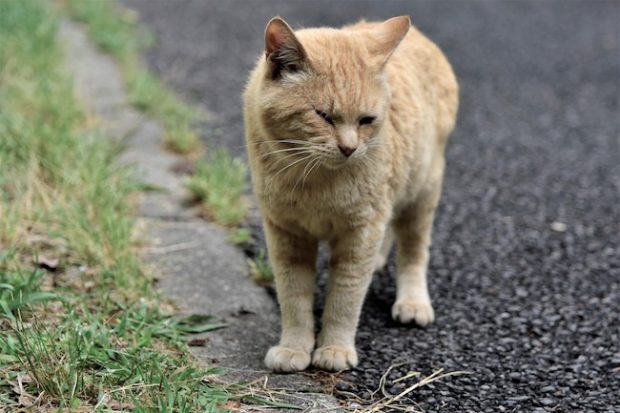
[540,398,555,406]
[550,221,567,232]
[335,382,352,392]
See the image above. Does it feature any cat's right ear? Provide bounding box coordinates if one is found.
[264,17,308,80]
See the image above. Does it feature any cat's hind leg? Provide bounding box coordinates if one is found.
[263,219,318,372]
[391,186,441,327]
[374,225,394,271]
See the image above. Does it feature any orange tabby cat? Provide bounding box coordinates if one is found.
[243,15,458,372]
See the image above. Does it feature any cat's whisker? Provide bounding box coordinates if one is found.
[263,150,315,171]
[367,139,386,147]
[302,157,323,189]
[244,139,312,149]
[299,155,318,182]
[272,153,316,180]
[366,142,386,151]
[310,147,333,157]
[259,146,315,159]
[265,152,316,199]
[268,139,312,147]
[292,155,321,194]
[366,155,380,168]
[360,155,379,171]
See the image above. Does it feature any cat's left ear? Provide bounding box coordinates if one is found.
[264,17,308,80]
[368,16,411,68]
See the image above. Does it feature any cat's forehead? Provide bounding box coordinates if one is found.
[298,30,383,109]
[298,29,370,73]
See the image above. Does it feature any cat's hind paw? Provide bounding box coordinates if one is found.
[312,345,358,371]
[392,299,435,326]
[264,346,311,372]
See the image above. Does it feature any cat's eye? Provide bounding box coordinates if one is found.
[359,116,376,126]
[315,109,334,126]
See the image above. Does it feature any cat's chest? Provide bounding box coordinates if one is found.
[262,175,386,239]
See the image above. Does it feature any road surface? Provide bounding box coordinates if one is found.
[123,1,620,411]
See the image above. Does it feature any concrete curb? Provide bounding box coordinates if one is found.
[59,19,341,412]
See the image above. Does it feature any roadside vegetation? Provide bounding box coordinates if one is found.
[248,250,275,284]
[64,0,250,232]
[63,0,201,155]
[229,227,252,246]
[0,0,246,410]
[185,149,248,227]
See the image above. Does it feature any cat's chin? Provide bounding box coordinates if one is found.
[321,157,358,171]
[321,162,345,171]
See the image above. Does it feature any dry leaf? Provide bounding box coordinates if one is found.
[34,255,59,271]
[224,400,241,409]
[188,337,208,347]
[10,375,36,407]
[107,399,135,410]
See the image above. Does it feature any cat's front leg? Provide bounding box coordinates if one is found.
[391,189,441,327]
[312,224,384,371]
[263,218,318,372]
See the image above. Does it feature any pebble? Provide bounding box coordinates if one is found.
[540,398,556,406]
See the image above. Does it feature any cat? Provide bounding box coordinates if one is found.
[243,15,458,372]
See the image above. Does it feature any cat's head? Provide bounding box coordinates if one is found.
[257,16,410,169]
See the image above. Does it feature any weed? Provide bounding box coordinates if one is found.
[126,69,201,154]
[230,227,253,246]
[185,148,248,226]
[64,0,252,226]
[248,250,274,283]
[0,267,59,320]
[64,0,202,155]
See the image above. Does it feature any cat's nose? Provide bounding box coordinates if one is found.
[338,145,357,157]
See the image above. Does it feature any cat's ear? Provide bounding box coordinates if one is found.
[264,17,308,80]
[368,16,410,67]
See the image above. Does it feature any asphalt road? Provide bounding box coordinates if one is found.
[123,0,620,411]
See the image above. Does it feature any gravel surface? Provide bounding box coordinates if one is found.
[123,0,620,411]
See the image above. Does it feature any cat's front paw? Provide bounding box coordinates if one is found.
[392,299,435,326]
[265,346,311,372]
[311,345,358,371]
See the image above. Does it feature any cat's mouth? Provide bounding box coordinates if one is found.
[268,138,369,172]
[321,151,365,170]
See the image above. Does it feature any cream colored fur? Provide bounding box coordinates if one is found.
[243,16,458,372]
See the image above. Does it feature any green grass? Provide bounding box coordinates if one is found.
[0,1,239,410]
[185,148,248,227]
[63,0,202,154]
[64,0,251,227]
[229,227,252,247]
[248,250,274,284]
